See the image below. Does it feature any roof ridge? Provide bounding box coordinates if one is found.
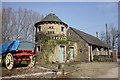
[70,27,107,48]
[70,27,98,39]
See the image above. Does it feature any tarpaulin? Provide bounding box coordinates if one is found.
[0,40,20,54]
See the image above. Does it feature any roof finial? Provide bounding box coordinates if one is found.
[50,10,54,14]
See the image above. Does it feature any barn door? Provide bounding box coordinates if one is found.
[60,46,65,62]
[70,47,74,61]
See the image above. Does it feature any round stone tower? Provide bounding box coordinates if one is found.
[35,12,68,40]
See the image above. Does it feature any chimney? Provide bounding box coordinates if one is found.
[96,32,98,38]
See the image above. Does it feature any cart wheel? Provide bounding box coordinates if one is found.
[5,53,14,70]
[28,56,35,68]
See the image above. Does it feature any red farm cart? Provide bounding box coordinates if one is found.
[0,40,36,70]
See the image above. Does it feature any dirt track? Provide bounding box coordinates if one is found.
[65,62,118,78]
[1,62,118,78]
[96,67,118,78]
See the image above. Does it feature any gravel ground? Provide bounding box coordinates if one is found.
[1,61,118,78]
[38,62,118,78]
[1,63,54,77]
[65,62,118,78]
[96,67,118,78]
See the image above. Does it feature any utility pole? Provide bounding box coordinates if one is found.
[106,24,109,55]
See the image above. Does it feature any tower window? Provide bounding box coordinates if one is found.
[37,46,41,52]
[49,26,54,29]
[38,26,41,32]
[61,27,64,32]
[53,31,54,34]
[48,31,54,34]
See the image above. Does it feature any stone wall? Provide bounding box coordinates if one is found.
[67,28,89,62]
[93,55,113,62]
[36,40,56,64]
[111,50,118,62]
[36,39,76,64]
[36,23,67,36]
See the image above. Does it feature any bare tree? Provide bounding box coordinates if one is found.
[99,25,119,50]
[109,26,119,49]
[99,31,106,42]
[2,8,13,42]
[2,8,43,43]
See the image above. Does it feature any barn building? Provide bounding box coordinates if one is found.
[67,27,109,62]
[35,12,109,63]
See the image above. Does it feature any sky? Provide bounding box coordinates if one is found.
[2,2,118,37]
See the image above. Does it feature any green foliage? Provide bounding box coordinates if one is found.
[36,33,75,63]
[56,40,68,44]
[37,40,57,63]
[36,32,50,43]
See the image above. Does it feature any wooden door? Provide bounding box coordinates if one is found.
[70,47,74,61]
[60,46,65,62]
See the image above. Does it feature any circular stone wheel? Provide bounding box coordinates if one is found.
[28,56,35,68]
[5,53,14,70]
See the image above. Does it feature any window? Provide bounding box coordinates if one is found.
[69,31,72,35]
[79,49,83,53]
[48,31,51,34]
[37,46,41,52]
[53,31,54,34]
[48,31,54,34]
[49,26,54,29]
[61,27,64,32]
[38,26,41,32]
[37,27,40,33]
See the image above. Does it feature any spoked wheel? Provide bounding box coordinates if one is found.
[5,53,14,70]
[28,56,35,68]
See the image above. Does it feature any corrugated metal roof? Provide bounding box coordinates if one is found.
[70,27,107,48]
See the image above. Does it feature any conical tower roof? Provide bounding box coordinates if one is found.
[35,13,68,28]
[41,13,62,22]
